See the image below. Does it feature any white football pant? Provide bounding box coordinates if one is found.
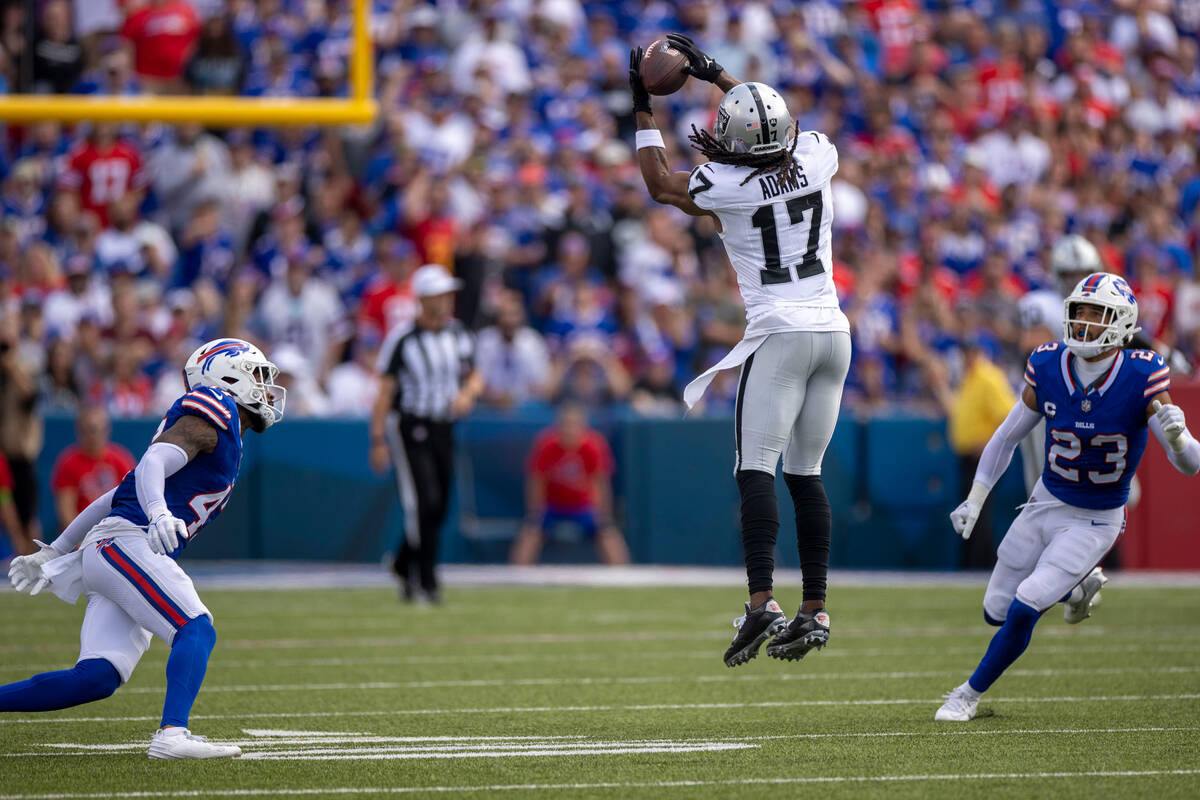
[983,479,1123,619]
[734,330,852,476]
[77,518,212,682]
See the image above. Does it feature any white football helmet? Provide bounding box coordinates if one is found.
[183,339,285,431]
[1050,235,1102,294]
[713,82,794,155]
[1062,273,1141,358]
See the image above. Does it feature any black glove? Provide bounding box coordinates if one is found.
[666,33,723,84]
[629,47,651,114]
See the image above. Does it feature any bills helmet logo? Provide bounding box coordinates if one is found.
[1111,277,1137,305]
[197,340,251,373]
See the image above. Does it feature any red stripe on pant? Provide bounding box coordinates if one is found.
[104,545,188,628]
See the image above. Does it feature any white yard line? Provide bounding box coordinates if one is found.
[4,641,1197,674]
[102,664,1200,695]
[12,726,1196,758]
[3,694,1198,726]
[1,770,1199,798]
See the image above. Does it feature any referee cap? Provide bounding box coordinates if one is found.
[412,264,463,297]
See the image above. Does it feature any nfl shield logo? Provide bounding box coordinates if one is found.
[1081,399,1092,413]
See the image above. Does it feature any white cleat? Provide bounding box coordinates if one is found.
[1064,567,1108,625]
[934,685,980,722]
[148,728,242,759]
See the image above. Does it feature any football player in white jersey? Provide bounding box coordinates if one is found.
[630,35,851,667]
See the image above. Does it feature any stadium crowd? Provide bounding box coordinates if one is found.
[0,0,1197,432]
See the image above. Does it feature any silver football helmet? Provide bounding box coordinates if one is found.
[713,82,794,155]
[1050,234,1102,294]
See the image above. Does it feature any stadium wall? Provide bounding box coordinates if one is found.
[31,409,1040,569]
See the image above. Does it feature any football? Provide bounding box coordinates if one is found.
[640,38,689,95]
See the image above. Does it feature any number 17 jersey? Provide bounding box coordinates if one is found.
[687,130,849,338]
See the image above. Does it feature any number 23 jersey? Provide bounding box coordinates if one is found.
[109,385,243,557]
[687,130,849,337]
[1024,342,1170,510]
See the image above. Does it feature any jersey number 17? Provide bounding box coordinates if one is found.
[752,191,825,286]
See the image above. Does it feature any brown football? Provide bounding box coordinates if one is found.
[640,38,689,96]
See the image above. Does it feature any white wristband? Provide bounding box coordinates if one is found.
[635,129,665,150]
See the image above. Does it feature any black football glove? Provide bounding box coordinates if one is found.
[629,47,652,114]
[665,33,723,84]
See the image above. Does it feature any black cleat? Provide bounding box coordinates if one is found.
[767,608,830,661]
[723,599,787,667]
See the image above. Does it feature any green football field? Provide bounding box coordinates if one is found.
[1,577,1198,799]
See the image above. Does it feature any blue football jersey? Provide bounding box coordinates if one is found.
[1024,342,1171,510]
[109,385,244,558]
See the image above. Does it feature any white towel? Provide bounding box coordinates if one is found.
[683,334,768,410]
[41,549,85,605]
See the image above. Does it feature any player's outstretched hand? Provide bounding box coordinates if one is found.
[629,47,651,114]
[8,540,59,595]
[949,500,981,540]
[665,33,723,83]
[147,512,188,556]
[1152,400,1187,451]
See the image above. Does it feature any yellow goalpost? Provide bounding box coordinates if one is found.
[0,0,376,126]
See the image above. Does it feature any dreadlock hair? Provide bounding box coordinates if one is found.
[688,120,803,187]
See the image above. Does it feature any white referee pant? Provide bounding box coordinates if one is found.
[734,330,852,476]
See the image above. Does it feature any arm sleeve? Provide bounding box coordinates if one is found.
[50,488,116,555]
[134,442,190,520]
[1149,416,1200,476]
[973,400,1043,490]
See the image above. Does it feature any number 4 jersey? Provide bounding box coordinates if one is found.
[1025,342,1170,510]
[686,130,849,338]
[109,386,244,557]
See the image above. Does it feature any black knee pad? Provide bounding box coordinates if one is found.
[736,469,779,595]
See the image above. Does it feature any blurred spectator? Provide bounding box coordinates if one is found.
[43,255,112,336]
[149,124,231,233]
[120,0,200,92]
[184,11,244,94]
[89,345,154,418]
[325,335,379,418]
[57,124,147,228]
[254,256,349,384]
[476,290,552,409]
[631,353,684,417]
[947,338,1017,569]
[0,313,43,552]
[49,405,134,531]
[510,403,629,565]
[30,0,83,94]
[357,235,417,340]
[271,344,329,418]
[0,450,25,557]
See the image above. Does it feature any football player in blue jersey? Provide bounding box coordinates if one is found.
[936,273,1200,722]
[2,339,284,757]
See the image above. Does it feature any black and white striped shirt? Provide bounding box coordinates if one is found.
[378,321,475,421]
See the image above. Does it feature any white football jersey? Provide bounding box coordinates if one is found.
[687,131,849,337]
[1018,289,1062,333]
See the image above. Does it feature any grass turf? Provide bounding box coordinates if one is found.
[1,581,1198,799]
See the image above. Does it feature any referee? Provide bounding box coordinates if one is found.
[370,264,483,603]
